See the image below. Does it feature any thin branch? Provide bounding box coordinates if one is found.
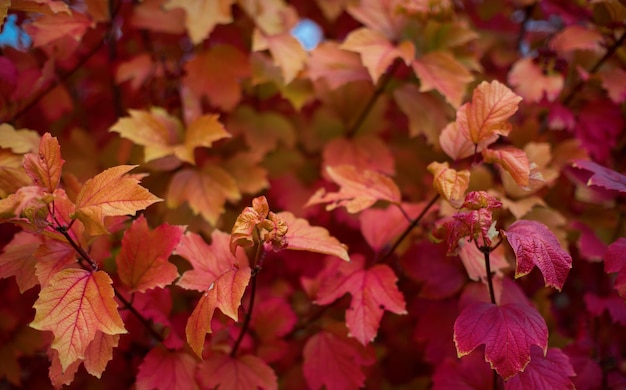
[562,31,626,106]
[378,193,440,264]
[345,60,400,138]
[115,290,165,342]
[482,246,497,305]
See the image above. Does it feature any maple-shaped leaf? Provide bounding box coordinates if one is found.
[303,330,375,390]
[503,220,572,291]
[305,165,401,213]
[24,10,93,48]
[507,57,563,103]
[504,347,575,390]
[110,108,231,164]
[177,231,251,357]
[394,83,451,144]
[182,45,251,112]
[253,30,307,84]
[599,67,626,104]
[166,166,240,226]
[307,42,370,89]
[277,211,350,261]
[550,25,604,54]
[453,302,548,379]
[412,51,474,108]
[83,332,119,378]
[197,354,277,390]
[136,347,198,390]
[315,255,407,344]
[457,80,522,147]
[322,135,395,177]
[605,238,626,298]
[0,231,40,293]
[428,161,470,207]
[22,132,64,193]
[341,27,414,83]
[73,165,162,235]
[34,237,77,288]
[572,160,626,193]
[163,0,234,44]
[482,146,531,188]
[115,216,184,293]
[30,269,127,371]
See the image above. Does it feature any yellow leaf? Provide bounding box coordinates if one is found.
[427,161,470,207]
[163,0,234,44]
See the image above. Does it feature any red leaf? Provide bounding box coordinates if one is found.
[571,220,607,262]
[115,216,184,293]
[136,347,198,390]
[504,347,575,390]
[197,353,277,390]
[605,238,626,297]
[572,160,626,193]
[306,165,401,213]
[599,67,626,104]
[30,269,127,371]
[23,133,64,193]
[453,302,548,379]
[503,220,572,290]
[315,256,407,344]
[303,330,375,390]
[432,351,493,390]
[585,292,626,325]
[574,100,624,163]
[277,211,350,261]
[0,231,40,293]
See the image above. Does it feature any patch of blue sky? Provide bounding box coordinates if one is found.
[0,15,32,51]
[290,18,323,51]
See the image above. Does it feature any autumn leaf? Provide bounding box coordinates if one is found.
[457,80,522,147]
[439,121,476,160]
[394,83,451,144]
[341,27,414,83]
[277,211,350,261]
[130,0,185,34]
[482,146,531,188]
[83,332,119,378]
[166,166,240,226]
[428,161,470,207]
[411,51,474,108]
[0,231,40,293]
[307,42,370,89]
[508,57,563,103]
[322,135,395,177]
[550,25,604,54]
[453,302,548,379]
[505,347,575,390]
[305,165,401,213]
[73,165,162,235]
[23,133,64,193]
[572,160,626,193]
[503,220,573,291]
[605,238,626,298]
[30,269,127,371]
[253,30,307,84]
[432,350,493,389]
[315,255,407,344]
[24,10,93,47]
[176,231,251,357]
[115,216,184,293]
[197,354,277,390]
[0,123,40,154]
[136,347,198,390]
[599,67,626,104]
[303,330,375,390]
[163,0,234,44]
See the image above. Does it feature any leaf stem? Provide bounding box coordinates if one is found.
[378,193,440,264]
[482,246,497,305]
[231,243,263,357]
[345,60,400,138]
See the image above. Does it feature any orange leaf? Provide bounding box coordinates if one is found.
[427,161,470,208]
[341,27,414,83]
[163,0,234,44]
[0,123,40,153]
[308,42,370,89]
[183,45,251,112]
[73,165,162,235]
[346,0,404,39]
[116,54,161,91]
[0,231,41,293]
[185,266,251,358]
[322,135,395,177]
[130,0,185,34]
[393,83,451,144]
[30,269,127,371]
[177,230,249,292]
[223,152,269,195]
[166,166,240,226]
[230,196,270,255]
[197,354,277,390]
[23,133,64,193]
[457,80,522,146]
[24,10,93,47]
[439,121,476,160]
[411,51,473,108]
[277,211,350,261]
[305,165,401,213]
[83,332,120,378]
[599,67,626,104]
[228,106,295,157]
[136,347,199,390]
[116,216,184,293]
[482,146,530,188]
[550,25,604,54]
[253,30,307,84]
[508,57,563,103]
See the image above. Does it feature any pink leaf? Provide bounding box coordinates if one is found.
[585,292,626,325]
[315,256,407,344]
[503,220,572,290]
[605,238,626,298]
[453,302,548,379]
[197,354,277,390]
[572,160,626,193]
[504,347,575,390]
[432,351,492,390]
[136,347,198,390]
